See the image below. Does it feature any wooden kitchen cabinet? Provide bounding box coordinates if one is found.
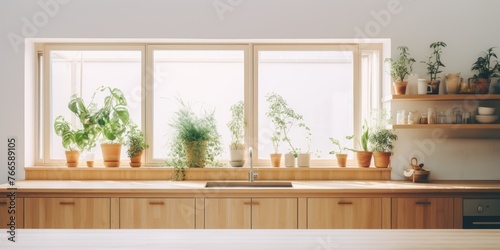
[0,197,23,229]
[392,197,454,229]
[119,198,195,229]
[24,198,110,229]
[204,198,297,229]
[307,198,382,229]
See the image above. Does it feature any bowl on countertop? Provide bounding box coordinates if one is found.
[475,115,499,124]
[478,107,495,115]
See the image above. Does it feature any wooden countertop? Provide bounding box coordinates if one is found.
[1,180,500,196]
[2,229,500,249]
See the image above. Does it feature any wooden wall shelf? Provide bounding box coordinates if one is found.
[384,94,500,102]
[393,124,500,129]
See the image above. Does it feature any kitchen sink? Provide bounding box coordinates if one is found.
[205,181,293,188]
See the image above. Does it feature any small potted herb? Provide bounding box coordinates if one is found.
[385,46,416,95]
[421,41,447,94]
[471,47,500,94]
[125,123,149,167]
[369,109,397,168]
[355,121,372,168]
[53,116,85,167]
[227,101,246,167]
[328,135,354,167]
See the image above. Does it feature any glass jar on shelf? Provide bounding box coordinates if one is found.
[420,113,428,124]
[427,108,437,124]
[438,111,446,124]
[408,111,420,124]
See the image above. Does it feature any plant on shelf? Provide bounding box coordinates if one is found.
[328,135,354,167]
[53,116,86,167]
[227,100,246,167]
[266,93,311,167]
[385,46,416,95]
[471,47,500,94]
[124,123,149,168]
[166,99,223,180]
[355,120,372,168]
[369,110,397,168]
[421,41,447,94]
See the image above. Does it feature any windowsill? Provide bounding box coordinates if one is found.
[25,166,391,181]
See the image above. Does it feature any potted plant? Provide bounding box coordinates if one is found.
[167,100,223,180]
[471,47,500,94]
[385,46,416,95]
[355,121,372,168]
[54,116,85,167]
[91,86,131,167]
[421,41,447,94]
[328,135,354,167]
[369,109,397,168]
[227,100,245,167]
[66,93,102,167]
[269,133,282,167]
[125,123,149,167]
[265,93,308,168]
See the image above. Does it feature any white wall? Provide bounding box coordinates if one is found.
[1,0,500,182]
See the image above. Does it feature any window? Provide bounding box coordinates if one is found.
[40,45,144,164]
[255,45,358,164]
[148,45,247,162]
[37,41,383,167]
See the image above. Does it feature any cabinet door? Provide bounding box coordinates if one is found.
[252,198,297,229]
[120,198,195,229]
[25,198,110,229]
[0,197,23,229]
[392,197,454,229]
[204,198,251,229]
[307,198,382,229]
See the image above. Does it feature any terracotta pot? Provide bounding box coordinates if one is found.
[336,153,347,167]
[427,80,440,94]
[130,151,143,168]
[85,152,94,167]
[372,151,391,168]
[65,150,80,167]
[393,81,408,95]
[355,151,372,168]
[297,153,311,167]
[101,143,122,167]
[270,153,282,167]
[475,78,491,94]
[184,141,207,168]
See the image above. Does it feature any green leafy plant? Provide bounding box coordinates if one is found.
[125,123,149,158]
[385,46,416,82]
[53,116,85,151]
[369,109,397,152]
[421,41,447,82]
[166,100,223,180]
[359,120,370,152]
[92,86,130,143]
[227,100,245,150]
[65,91,101,151]
[265,93,311,157]
[471,47,500,79]
[328,135,355,155]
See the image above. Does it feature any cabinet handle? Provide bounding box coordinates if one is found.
[59,202,75,205]
[243,201,260,205]
[338,201,353,205]
[415,201,431,205]
[149,201,165,205]
[0,201,7,205]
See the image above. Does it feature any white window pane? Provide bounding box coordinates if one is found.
[49,50,142,160]
[258,50,354,159]
[152,50,245,160]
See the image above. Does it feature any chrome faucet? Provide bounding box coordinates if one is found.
[248,147,258,182]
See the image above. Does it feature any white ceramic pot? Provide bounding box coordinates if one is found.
[284,153,296,168]
[297,153,311,167]
[230,149,245,162]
